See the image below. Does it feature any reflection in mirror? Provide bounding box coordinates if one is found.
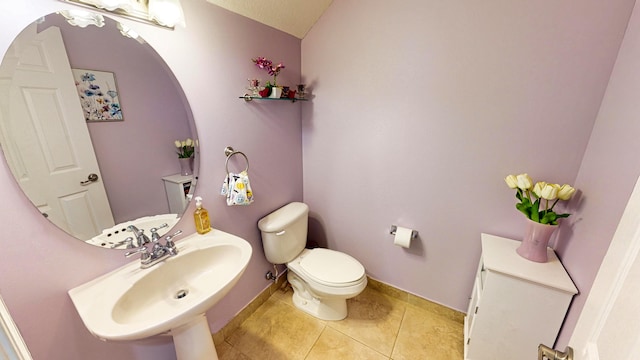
[0,12,198,249]
[60,0,187,29]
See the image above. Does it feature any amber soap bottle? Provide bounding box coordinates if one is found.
[193,196,211,234]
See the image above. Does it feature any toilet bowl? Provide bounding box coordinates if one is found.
[258,202,367,320]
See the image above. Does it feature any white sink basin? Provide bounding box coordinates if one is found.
[69,229,252,358]
[111,243,245,326]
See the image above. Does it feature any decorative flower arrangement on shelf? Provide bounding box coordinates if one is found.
[174,138,194,176]
[504,173,576,262]
[252,56,285,86]
[175,138,194,158]
[250,56,297,99]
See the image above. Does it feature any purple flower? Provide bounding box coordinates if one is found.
[252,56,285,78]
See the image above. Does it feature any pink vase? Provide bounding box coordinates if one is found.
[178,157,193,176]
[516,219,558,263]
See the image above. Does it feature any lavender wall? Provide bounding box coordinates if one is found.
[301,0,634,342]
[40,14,193,224]
[555,0,640,346]
[2,0,640,358]
[0,1,302,359]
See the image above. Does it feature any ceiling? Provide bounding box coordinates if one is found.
[205,0,333,39]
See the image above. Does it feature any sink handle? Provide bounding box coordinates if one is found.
[111,236,135,249]
[150,223,170,242]
[150,223,169,233]
[125,246,150,261]
[165,230,182,255]
[165,230,183,242]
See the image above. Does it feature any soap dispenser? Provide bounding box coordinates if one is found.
[193,196,211,234]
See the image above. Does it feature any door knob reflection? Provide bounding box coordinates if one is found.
[80,173,99,185]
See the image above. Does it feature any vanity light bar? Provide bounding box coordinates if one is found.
[58,0,184,29]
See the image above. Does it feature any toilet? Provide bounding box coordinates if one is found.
[258,202,367,320]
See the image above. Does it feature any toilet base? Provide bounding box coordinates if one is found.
[288,272,348,321]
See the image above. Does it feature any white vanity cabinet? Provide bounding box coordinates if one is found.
[162,174,194,214]
[464,233,577,360]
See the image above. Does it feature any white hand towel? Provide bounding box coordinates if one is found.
[220,170,254,206]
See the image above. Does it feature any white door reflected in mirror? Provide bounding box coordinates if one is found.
[0,23,115,240]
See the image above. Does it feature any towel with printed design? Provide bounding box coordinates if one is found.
[221,170,254,206]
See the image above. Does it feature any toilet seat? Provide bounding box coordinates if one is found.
[289,248,365,287]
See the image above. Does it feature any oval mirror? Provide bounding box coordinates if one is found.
[0,12,198,249]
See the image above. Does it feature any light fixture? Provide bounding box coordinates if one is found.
[116,22,146,43]
[58,9,106,28]
[148,0,185,28]
[76,0,134,12]
[59,0,185,29]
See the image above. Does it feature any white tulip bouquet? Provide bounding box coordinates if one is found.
[505,173,576,225]
[175,138,194,158]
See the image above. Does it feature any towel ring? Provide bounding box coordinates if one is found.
[224,147,249,173]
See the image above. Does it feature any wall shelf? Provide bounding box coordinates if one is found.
[239,94,308,103]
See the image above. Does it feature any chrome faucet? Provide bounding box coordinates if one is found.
[127,225,151,247]
[125,229,182,269]
[110,236,135,249]
[149,223,169,242]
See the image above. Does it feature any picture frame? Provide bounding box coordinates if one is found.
[71,68,124,122]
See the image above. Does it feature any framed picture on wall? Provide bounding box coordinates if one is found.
[71,69,124,122]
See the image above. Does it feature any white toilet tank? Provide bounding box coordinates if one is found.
[258,202,309,264]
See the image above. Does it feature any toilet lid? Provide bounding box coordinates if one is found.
[299,248,365,285]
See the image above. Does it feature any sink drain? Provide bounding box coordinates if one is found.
[175,289,189,299]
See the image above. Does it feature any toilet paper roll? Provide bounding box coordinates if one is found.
[394,226,413,248]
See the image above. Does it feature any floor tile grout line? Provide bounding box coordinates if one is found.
[222,286,462,360]
[302,324,327,360]
[325,320,398,359]
[232,342,253,360]
[388,304,408,360]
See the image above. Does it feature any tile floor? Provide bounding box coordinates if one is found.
[213,284,464,360]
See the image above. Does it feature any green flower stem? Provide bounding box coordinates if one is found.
[531,199,540,222]
[544,198,549,216]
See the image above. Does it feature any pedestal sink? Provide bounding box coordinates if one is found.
[69,229,252,360]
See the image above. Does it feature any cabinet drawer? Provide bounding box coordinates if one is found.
[474,257,487,291]
[473,275,482,310]
[465,279,482,343]
[479,263,487,290]
[466,280,479,316]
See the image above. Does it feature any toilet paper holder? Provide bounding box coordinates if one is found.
[390,225,418,239]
